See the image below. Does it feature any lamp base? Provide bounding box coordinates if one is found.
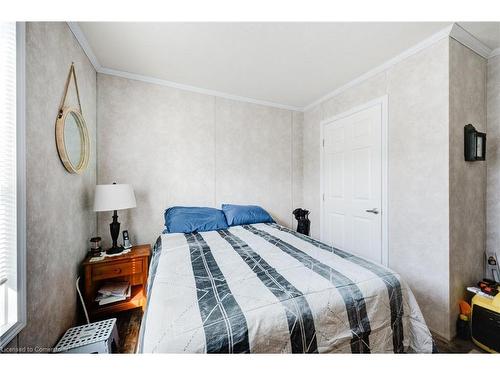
[106,245,124,255]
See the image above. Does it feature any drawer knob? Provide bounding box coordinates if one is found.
[114,268,121,274]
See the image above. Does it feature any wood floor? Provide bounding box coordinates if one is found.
[433,334,486,353]
[115,308,487,354]
[115,308,143,353]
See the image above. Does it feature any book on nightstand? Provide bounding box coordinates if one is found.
[95,281,131,305]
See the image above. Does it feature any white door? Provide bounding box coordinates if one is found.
[321,100,385,264]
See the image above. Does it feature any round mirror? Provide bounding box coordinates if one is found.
[55,107,90,174]
[64,112,83,167]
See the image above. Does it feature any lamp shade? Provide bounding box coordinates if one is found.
[93,184,136,212]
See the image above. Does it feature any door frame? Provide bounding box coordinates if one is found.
[319,95,389,266]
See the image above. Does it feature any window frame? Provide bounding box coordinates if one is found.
[0,21,27,349]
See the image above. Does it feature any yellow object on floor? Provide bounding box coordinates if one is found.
[471,292,500,353]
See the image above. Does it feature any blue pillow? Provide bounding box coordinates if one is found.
[221,204,274,226]
[164,206,228,233]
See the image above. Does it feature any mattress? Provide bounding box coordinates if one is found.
[138,223,434,353]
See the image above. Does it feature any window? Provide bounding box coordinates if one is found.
[0,22,26,348]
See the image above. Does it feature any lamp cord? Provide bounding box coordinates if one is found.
[76,276,90,324]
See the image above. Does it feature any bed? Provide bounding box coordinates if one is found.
[138,222,434,353]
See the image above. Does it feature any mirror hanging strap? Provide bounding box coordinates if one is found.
[58,62,83,118]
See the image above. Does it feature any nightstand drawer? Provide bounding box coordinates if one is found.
[93,260,143,280]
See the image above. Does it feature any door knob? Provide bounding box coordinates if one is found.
[366,208,379,214]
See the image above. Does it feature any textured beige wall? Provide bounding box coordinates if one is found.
[302,105,322,239]
[10,22,97,350]
[448,39,487,339]
[487,55,500,254]
[292,111,304,217]
[97,74,214,249]
[97,74,303,248]
[215,98,294,228]
[388,40,450,338]
[302,38,451,338]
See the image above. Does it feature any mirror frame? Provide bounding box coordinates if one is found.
[55,106,90,174]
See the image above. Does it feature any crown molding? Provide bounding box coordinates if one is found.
[489,48,500,59]
[450,23,492,59]
[66,22,301,112]
[303,23,498,111]
[67,22,102,71]
[98,67,302,111]
[303,24,454,112]
[68,21,496,113]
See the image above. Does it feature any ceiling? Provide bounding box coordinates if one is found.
[76,22,499,110]
[458,22,500,50]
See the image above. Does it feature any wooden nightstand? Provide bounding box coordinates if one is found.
[82,244,151,318]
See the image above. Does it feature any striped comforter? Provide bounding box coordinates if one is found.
[138,223,434,353]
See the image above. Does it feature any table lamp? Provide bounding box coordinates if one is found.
[93,183,136,254]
